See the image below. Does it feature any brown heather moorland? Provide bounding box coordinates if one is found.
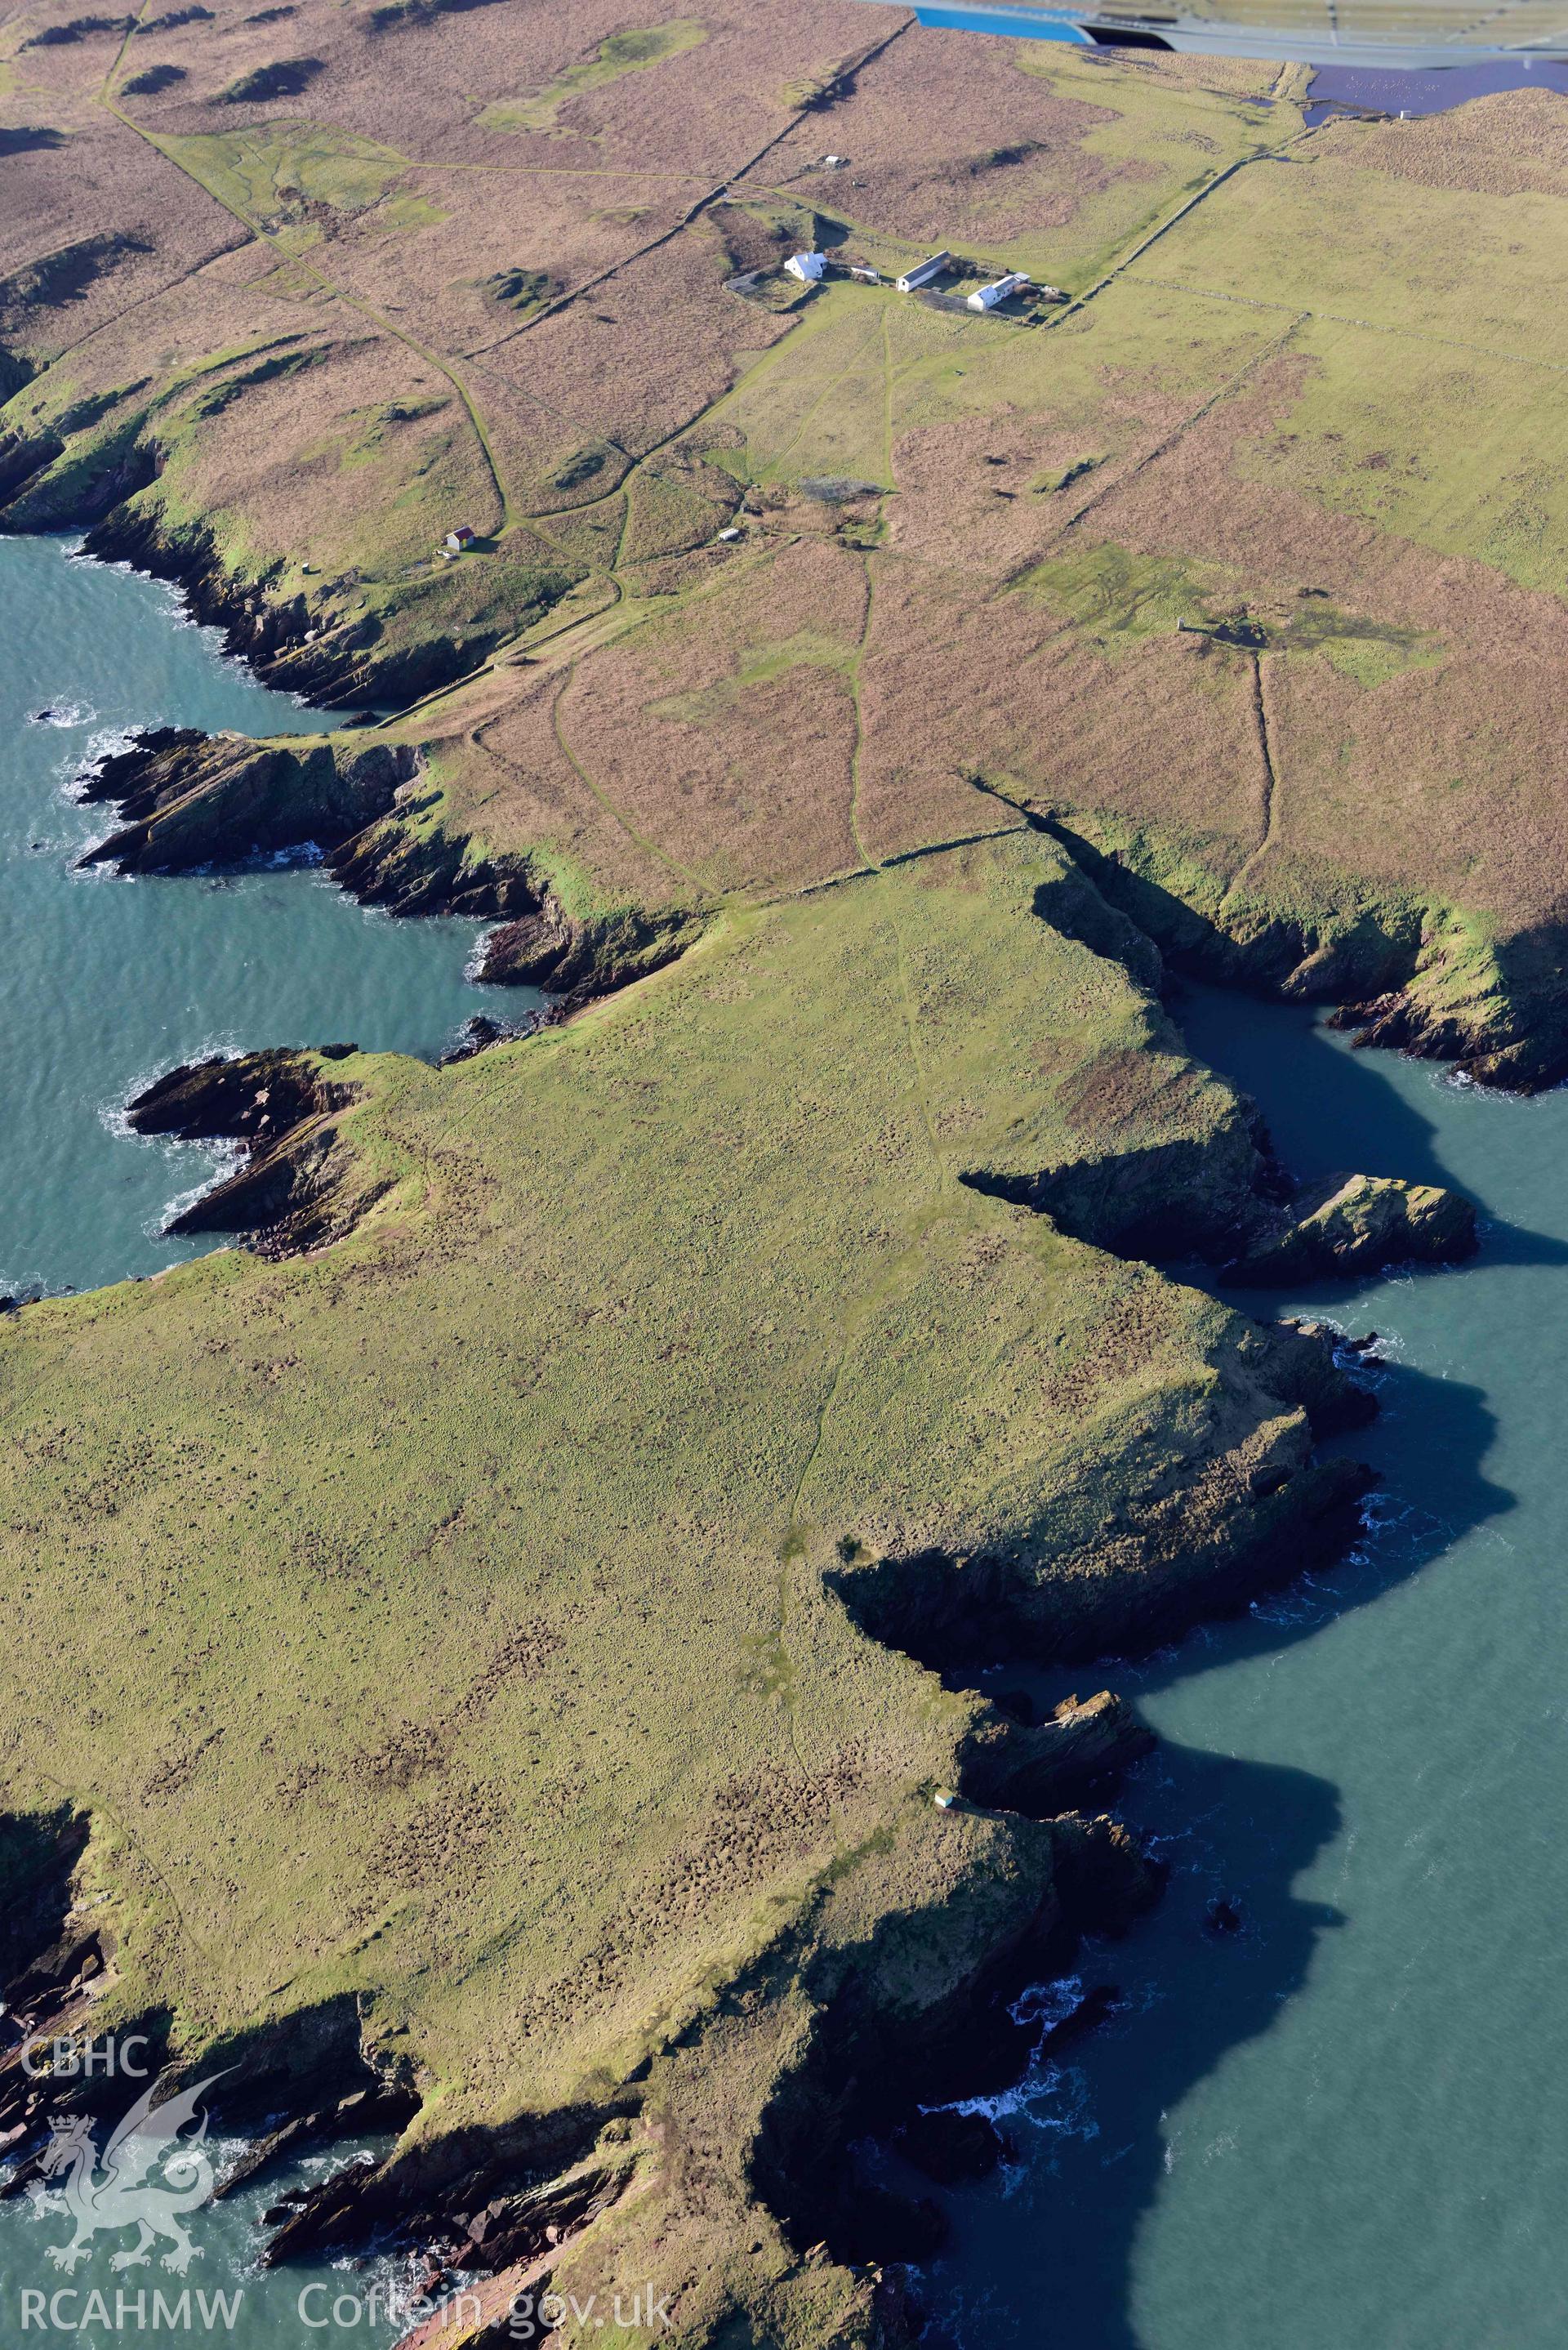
[2,2,1566,2339]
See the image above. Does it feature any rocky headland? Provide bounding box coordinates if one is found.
[1,12,1556,2341]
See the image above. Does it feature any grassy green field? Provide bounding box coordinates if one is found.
[1004,49,1302,284]
[708,286,904,488]
[1223,311,1568,595]
[477,20,707,135]
[16,27,1568,2337]
[1134,154,1568,363]
[158,122,416,217]
[702,273,1293,489]
[0,832,1330,2327]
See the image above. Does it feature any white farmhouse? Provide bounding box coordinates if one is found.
[784,251,826,283]
[968,272,1031,311]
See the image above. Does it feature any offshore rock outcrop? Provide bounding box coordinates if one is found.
[964,827,1480,1282]
[126,1048,370,1256]
[1227,1170,1477,1283]
[127,1047,358,1148]
[969,1127,1475,1286]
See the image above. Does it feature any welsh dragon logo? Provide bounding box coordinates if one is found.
[29,2073,225,2275]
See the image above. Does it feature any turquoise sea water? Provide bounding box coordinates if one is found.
[0,2127,418,2350]
[0,533,521,1298]
[931,984,1568,2348]
[0,535,532,2342]
[9,525,1568,2347]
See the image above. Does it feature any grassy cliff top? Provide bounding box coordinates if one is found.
[0,16,1541,2331]
[0,832,1270,2107]
[0,832,1344,2331]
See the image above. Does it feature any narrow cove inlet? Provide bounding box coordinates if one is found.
[0,533,523,1299]
[0,538,537,2336]
[5,539,1566,2350]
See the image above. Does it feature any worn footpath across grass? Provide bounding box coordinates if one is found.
[7,13,1568,2334]
[0,833,1366,2336]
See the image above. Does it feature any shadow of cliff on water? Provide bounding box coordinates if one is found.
[1174,976,1568,1273]
[920,988,1525,2349]
[921,1739,1346,2350]
[1136,1350,1511,1697]
[917,1350,1507,2350]
[1173,974,1445,1190]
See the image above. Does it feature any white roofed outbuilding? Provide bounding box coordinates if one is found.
[968,272,1031,310]
[895,251,952,292]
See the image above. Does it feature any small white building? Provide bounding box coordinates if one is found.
[895,251,952,293]
[784,251,826,283]
[849,264,880,284]
[968,272,1031,312]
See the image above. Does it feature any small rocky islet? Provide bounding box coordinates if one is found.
[1,9,1563,2344]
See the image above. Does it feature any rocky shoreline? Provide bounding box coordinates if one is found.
[1048,810,1568,1096]
[22,716,1474,2348]
[0,1047,1415,2343]
[0,533,1493,2349]
[2,22,1561,2338]
[29,499,1566,1105]
[51,1043,1388,2344]
[0,1695,1246,2347]
[1,951,1401,2334]
[0,462,508,711]
[77,725,702,1010]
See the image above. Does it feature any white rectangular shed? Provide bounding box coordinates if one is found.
[968,272,1031,310]
[895,251,952,292]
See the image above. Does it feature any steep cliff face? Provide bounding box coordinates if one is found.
[79,503,518,708]
[474,898,703,998]
[1050,811,1568,1095]
[826,1448,1362,1666]
[126,1048,372,1256]
[332,809,703,1002]
[80,728,704,1009]
[0,428,62,503]
[964,1044,1475,1285]
[79,731,417,872]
